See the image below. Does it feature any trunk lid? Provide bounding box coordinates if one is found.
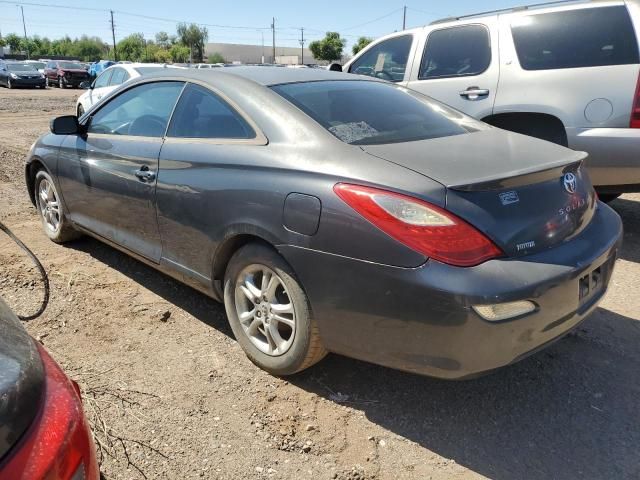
[362,129,597,257]
[0,298,44,462]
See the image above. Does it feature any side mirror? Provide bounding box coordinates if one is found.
[50,115,82,135]
[328,63,343,72]
[79,80,92,89]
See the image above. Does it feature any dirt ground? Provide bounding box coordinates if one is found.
[1,86,639,480]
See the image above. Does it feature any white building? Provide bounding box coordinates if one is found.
[205,42,317,65]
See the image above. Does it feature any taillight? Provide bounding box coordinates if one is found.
[631,72,640,128]
[334,183,502,267]
[0,344,98,480]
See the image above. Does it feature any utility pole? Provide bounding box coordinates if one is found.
[20,6,29,59]
[110,10,117,61]
[271,17,275,64]
[402,5,407,30]
[299,28,304,65]
[259,30,265,64]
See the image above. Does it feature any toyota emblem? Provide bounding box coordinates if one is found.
[563,172,577,194]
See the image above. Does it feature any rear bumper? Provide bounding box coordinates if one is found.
[568,127,640,188]
[279,202,623,379]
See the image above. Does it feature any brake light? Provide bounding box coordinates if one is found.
[0,344,98,480]
[334,183,502,267]
[631,72,640,128]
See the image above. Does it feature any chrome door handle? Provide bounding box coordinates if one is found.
[459,87,490,100]
[134,168,156,182]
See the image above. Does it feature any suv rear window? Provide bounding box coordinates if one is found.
[511,6,639,70]
[272,80,485,145]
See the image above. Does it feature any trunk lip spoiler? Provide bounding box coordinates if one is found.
[448,154,587,192]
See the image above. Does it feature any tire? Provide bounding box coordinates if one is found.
[45,77,49,88]
[58,77,64,89]
[77,104,85,117]
[224,243,327,376]
[34,170,81,243]
[597,193,621,203]
[7,78,12,89]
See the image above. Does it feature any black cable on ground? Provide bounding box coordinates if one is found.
[0,219,49,320]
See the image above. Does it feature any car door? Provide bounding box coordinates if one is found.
[87,69,113,107]
[406,19,499,119]
[156,82,266,285]
[346,34,417,84]
[57,80,185,262]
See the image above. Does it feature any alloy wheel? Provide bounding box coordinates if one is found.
[38,178,61,232]
[58,77,63,88]
[234,264,296,356]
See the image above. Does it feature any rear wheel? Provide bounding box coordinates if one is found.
[223,243,327,375]
[34,170,81,243]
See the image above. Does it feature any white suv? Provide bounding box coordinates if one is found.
[343,0,640,200]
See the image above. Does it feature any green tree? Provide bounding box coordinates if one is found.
[352,36,373,55]
[155,31,170,49]
[117,33,146,61]
[169,43,190,63]
[309,32,346,62]
[72,36,107,61]
[5,33,22,53]
[208,52,225,64]
[176,23,208,62]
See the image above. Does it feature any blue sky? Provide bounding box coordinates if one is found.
[1,0,521,51]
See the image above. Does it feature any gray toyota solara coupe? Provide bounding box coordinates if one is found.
[25,67,622,379]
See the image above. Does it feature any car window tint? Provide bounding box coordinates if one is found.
[109,68,126,86]
[88,81,185,137]
[511,6,639,70]
[272,80,485,145]
[167,83,255,139]
[94,70,113,88]
[349,35,413,82]
[420,25,491,79]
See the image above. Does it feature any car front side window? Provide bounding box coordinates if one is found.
[94,70,113,88]
[108,68,126,86]
[88,81,185,137]
[348,35,413,82]
[419,25,491,79]
[167,83,255,139]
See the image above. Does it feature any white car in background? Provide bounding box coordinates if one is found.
[76,63,185,116]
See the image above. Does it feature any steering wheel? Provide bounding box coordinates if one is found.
[127,115,166,137]
[375,70,394,81]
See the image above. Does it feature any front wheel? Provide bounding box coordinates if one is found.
[7,78,12,89]
[34,170,81,243]
[224,243,327,376]
[77,104,85,117]
[58,77,64,89]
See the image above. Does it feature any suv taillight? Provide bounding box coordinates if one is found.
[334,183,502,267]
[631,72,640,128]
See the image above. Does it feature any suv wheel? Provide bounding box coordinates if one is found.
[224,243,327,375]
[34,170,81,243]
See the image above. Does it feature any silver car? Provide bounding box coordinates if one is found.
[342,0,640,201]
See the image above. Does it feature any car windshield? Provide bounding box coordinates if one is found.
[8,64,37,72]
[59,62,83,69]
[271,80,485,145]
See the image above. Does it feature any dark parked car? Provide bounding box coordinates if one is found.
[0,298,98,479]
[0,62,46,89]
[25,68,622,379]
[44,60,90,88]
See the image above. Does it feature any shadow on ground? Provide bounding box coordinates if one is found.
[608,197,640,264]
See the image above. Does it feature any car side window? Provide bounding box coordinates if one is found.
[108,68,126,86]
[167,83,255,139]
[348,35,413,82]
[419,25,491,79]
[88,81,185,137]
[94,70,113,88]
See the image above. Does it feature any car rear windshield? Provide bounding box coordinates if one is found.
[58,62,84,69]
[511,6,639,70]
[271,80,484,145]
[8,64,37,71]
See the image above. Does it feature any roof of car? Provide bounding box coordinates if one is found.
[142,65,370,87]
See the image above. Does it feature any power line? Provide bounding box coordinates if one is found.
[341,7,404,31]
